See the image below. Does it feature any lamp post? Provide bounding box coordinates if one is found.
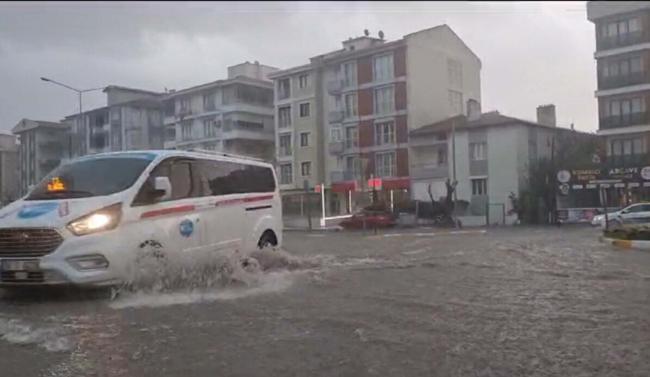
[40,77,105,157]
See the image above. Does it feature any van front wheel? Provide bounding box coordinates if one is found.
[258,230,277,250]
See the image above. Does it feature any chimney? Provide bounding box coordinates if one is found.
[467,99,481,121]
[536,104,556,127]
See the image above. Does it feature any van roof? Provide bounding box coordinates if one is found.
[76,150,273,167]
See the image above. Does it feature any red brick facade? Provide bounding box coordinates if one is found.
[395,115,408,143]
[394,46,407,77]
[357,56,373,84]
[395,81,407,111]
[396,148,409,177]
[359,120,374,148]
[358,88,373,116]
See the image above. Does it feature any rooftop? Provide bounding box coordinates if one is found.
[162,75,273,99]
[410,111,590,136]
[11,119,69,134]
[103,85,161,95]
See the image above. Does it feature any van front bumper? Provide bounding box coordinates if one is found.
[0,230,128,287]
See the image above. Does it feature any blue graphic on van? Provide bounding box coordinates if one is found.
[179,219,194,237]
[18,203,59,219]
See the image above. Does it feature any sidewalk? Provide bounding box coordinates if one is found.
[283,216,343,232]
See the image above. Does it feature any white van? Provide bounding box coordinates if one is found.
[0,150,282,287]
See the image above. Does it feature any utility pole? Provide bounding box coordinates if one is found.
[451,117,457,203]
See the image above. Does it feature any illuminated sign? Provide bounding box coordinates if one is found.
[47,177,65,192]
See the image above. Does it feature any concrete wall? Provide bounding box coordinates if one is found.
[404,26,481,130]
[228,62,279,81]
[106,87,158,107]
[486,125,520,212]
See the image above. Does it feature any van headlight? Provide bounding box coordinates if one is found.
[67,203,122,236]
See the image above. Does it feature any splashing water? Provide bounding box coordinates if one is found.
[0,317,73,352]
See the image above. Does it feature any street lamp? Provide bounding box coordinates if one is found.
[40,77,105,157]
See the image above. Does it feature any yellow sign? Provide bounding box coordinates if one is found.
[47,177,65,192]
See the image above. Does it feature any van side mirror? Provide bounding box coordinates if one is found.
[153,176,172,202]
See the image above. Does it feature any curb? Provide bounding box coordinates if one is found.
[600,237,650,250]
[283,226,343,232]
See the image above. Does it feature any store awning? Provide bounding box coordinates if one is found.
[382,177,411,190]
[331,181,357,193]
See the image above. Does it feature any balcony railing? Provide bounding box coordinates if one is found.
[327,80,343,94]
[600,112,650,129]
[278,88,290,100]
[597,31,645,51]
[344,138,358,149]
[599,71,647,90]
[410,163,449,179]
[328,110,344,123]
[177,107,192,117]
[278,147,292,157]
[328,141,344,154]
[330,170,361,182]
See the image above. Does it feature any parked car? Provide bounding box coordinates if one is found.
[592,202,650,229]
[340,209,397,230]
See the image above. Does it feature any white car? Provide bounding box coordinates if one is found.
[591,203,650,229]
[0,150,282,287]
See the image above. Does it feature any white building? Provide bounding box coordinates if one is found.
[162,62,278,161]
[64,86,164,158]
[410,104,585,225]
[11,119,68,195]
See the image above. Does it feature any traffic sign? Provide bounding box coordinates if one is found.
[368,178,382,190]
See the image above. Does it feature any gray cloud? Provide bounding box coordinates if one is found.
[0,1,597,133]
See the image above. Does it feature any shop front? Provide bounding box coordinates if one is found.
[556,164,650,223]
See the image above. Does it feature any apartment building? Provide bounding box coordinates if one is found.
[162,62,278,161]
[588,1,650,162]
[0,134,19,204]
[269,25,481,215]
[410,105,591,225]
[11,119,68,195]
[64,86,164,158]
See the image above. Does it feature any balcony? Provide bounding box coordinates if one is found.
[328,141,344,154]
[599,71,648,90]
[278,147,292,158]
[597,31,645,51]
[344,138,358,150]
[605,153,650,167]
[600,112,650,130]
[410,163,449,179]
[327,80,343,94]
[330,170,361,183]
[38,141,62,150]
[177,107,192,118]
[328,110,344,123]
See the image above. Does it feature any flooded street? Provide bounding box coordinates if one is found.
[1,226,650,377]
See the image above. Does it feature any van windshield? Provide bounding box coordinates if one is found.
[26,156,154,200]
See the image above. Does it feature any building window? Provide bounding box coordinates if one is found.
[605,97,645,125]
[342,61,357,87]
[471,178,487,196]
[181,121,194,140]
[279,134,292,156]
[344,93,358,118]
[345,126,358,148]
[203,92,217,111]
[611,138,644,156]
[602,56,643,78]
[278,78,291,100]
[165,126,176,142]
[601,17,641,38]
[374,121,395,146]
[301,161,312,177]
[470,142,487,161]
[449,90,463,116]
[330,127,342,142]
[300,132,310,147]
[374,86,395,115]
[448,59,463,88]
[299,74,309,89]
[279,163,293,184]
[179,98,191,114]
[373,54,394,82]
[278,106,291,128]
[300,102,311,117]
[437,147,447,165]
[203,119,217,138]
[375,152,395,177]
[345,156,360,178]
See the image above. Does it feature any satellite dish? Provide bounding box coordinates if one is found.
[378,30,384,40]
[364,29,369,36]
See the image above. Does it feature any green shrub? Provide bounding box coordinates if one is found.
[604,226,650,240]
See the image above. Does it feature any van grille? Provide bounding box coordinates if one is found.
[0,271,45,283]
[0,228,63,258]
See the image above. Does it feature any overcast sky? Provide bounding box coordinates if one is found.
[0,1,597,133]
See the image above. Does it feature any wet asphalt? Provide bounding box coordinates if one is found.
[1,226,649,377]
